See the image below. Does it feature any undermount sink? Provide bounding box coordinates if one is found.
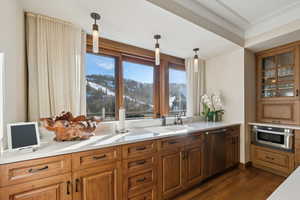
[165,124,189,131]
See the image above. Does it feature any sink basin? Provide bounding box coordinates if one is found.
[165,125,189,131]
[145,126,174,134]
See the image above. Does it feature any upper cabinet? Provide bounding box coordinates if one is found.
[257,47,299,99]
[256,44,300,125]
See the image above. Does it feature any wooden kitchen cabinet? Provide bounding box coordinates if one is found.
[225,127,240,168]
[158,149,185,199]
[0,125,241,200]
[158,133,205,199]
[256,44,300,125]
[251,144,294,177]
[0,173,72,200]
[72,162,121,200]
[185,145,204,188]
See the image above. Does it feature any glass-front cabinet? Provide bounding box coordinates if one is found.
[256,46,300,125]
[259,48,299,99]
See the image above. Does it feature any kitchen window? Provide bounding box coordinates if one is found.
[86,53,116,120]
[168,67,187,116]
[86,35,185,120]
[123,60,155,119]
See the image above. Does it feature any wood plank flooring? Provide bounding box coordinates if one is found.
[175,167,285,200]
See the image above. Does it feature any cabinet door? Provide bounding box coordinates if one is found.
[73,163,121,200]
[0,174,72,200]
[226,135,240,168]
[257,47,299,99]
[158,150,185,199]
[185,146,204,188]
[257,100,300,124]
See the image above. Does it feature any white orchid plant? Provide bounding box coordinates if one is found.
[201,93,224,121]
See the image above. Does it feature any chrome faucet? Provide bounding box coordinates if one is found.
[174,113,183,125]
[161,116,167,126]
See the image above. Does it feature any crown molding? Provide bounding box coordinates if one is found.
[251,1,300,26]
[146,0,244,47]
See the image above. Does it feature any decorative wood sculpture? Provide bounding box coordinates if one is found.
[40,111,101,141]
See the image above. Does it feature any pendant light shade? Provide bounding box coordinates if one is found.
[154,35,161,66]
[193,48,199,72]
[91,12,101,53]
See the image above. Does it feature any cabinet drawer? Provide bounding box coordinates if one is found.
[127,169,156,195]
[128,188,156,200]
[158,137,186,152]
[123,141,157,159]
[0,173,72,200]
[0,155,71,187]
[72,147,120,170]
[256,149,287,166]
[251,145,294,176]
[124,156,157,174]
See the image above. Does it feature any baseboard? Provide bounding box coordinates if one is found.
[239,161,252,170]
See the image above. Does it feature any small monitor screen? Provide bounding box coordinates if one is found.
[10,124,38,149]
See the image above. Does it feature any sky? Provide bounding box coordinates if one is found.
[86,53,186,84]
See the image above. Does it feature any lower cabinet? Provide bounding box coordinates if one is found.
[158,138,205,200]
[251,144,294,177]
[158,149,186,199]
[0,125,240,200]
[225,128,240,168]
[72,162,121,200]
[0,174,72,200]
[185,146,204,188]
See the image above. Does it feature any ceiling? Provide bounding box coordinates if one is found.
[20,0,240,59]
[147,0,300,52]
[196,0,300,37]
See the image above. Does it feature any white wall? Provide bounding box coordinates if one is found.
[0,0,27,150]
[206,48,246,163]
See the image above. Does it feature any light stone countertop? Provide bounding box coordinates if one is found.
[249,122,300,130]
[0,121,241,165]
[267,167,300,200]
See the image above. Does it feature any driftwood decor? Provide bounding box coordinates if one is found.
[40,111,101,141]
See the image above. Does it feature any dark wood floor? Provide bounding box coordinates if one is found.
[175,167,285,200]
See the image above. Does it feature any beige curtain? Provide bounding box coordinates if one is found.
[26,13,86,121]
[185,57,206,117]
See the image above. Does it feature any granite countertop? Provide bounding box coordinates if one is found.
[267,167,300,200]
[0,121,241,165]
[249,122,300,130]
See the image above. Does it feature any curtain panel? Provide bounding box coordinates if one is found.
[185,57,206,117]
[26,13,86,121]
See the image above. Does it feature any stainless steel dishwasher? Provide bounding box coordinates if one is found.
[203,128,227,178]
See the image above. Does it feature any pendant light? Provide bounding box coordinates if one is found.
[154,34,161,66]
[193,48,199,72]
[91,12,101,53]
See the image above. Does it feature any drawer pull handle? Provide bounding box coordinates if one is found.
[266,156,274,160]
[28,166,49,173]
[137,177,146,182]
[168,141,178,144]
[67,181,71,195]
[136,146,147,151]
[93,155,107,160]
[75,178,80,192]
[136,160,146,165]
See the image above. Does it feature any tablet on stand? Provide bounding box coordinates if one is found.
[7,122,40,152]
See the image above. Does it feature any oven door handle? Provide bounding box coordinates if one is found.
[255,129,293,136]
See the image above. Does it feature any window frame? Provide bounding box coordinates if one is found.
[122,56,159,119]
[86,35,185,120]
[167,63,187,116]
